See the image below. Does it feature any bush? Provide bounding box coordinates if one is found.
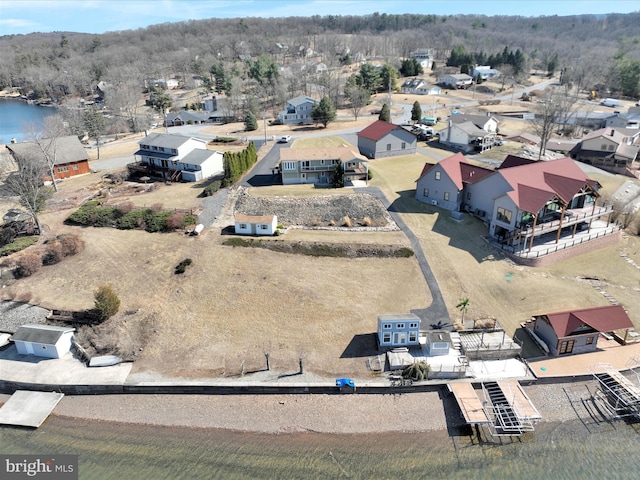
[183,214,197,226]
[42,241,64,266]
[166,212,186,230]
[202,180,222,197]
[214,136,237,143]
[116,201,134,215]
[174,258,193,274]
[93,284,120,322]
[58,234,85,256]
[15,252,42,278]
[269,118,283,126]
[342,216,352,227]
[395,247,415,258]
[362,216,372,226]
[0,236,39,257]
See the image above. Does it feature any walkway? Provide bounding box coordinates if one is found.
[360,186,450,323]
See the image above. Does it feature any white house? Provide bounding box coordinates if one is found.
[470,65,501,81]
[235,214,278,236]
[400,78,441,95]
[439,114,499,153]
[438,73,473,89]
[276,96,319,125]
[377,313,421,348]
[409,48,435,70]
[131,133,224,182]
[11,324,75,359]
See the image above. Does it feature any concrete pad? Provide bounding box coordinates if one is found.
[0,390,64,427]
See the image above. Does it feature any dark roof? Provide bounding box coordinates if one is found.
[11,324,74,345]
[541,305,633,338]
[358,120,407,141]
[498,155,538,169]
[6,136,89,166]
[138,133,206,150]
[181,149,221,166]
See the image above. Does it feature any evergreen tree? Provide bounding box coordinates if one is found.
[244,112,258,131]
[311,96,337,127]
[379,103,391,122]
[411,101,422,122]
[94,284,120,322]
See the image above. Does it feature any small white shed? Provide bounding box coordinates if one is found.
[11,324,75,359]
[427,331,451,356]
[234,214,278,236]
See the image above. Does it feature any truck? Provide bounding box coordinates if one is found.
[600,98,620,107]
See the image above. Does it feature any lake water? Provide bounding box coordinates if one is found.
[0,98,57,144]
[1,416,639,479]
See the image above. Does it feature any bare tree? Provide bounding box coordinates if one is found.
[2,153,54,234]
[528,88,579,159]
[24,114,68,192]
[344,85,370,120]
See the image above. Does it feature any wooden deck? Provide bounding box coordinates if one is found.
[497,380,541,420]
[449,382,491,425]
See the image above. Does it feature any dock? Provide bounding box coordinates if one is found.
[449,382,491,425]
[0,390,64,428]
[497,380,542,420]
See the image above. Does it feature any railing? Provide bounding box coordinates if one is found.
[300,164,336,172]
[499,224,621,258]
[501,205,613,244]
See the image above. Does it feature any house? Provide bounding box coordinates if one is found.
[415,152,493,210]
[377,313,421,348]
[506,132,540,146]
[129,133,223,182]
[438,73,473,89]
[409,48,435,70]
[276,96,319,125]
[470,65,501,81]
[234,214,278,236]
[6,135,90,182]
[438,114,499,152]
[570,127,640,176]
[11,324,75,359]
[147,78,179,90]
[466,157,611,251]
[530,305,634,356]
[357,120,417,159]
[164,111,211,127]
[278,146,368,185]
[605,112,640,129]
[400,78,441,95]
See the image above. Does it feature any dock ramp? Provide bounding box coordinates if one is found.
[0,391,64,428]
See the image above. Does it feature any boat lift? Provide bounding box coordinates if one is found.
[590,362,640,420]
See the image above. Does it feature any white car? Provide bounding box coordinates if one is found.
[279,135,292,143]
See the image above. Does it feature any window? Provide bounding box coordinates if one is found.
[401,142,406,150]
[559,340,575,354]
[608,144,615,151]
[239,224,247,229]
[396,323,405,329]
[409,322,418,329]
[383,332,391,343]
[386,143,392,151]
[423,188,429,197]
[72,165,79,170]
[259,224,268,230]
[601,144,608,150]
[57,166,69,172]
[496,207,512,224]
[586,336,595,345]
[435,171,441,180]
[282,162,296,171]
[444,192,450,201]
[382,323,391,329]
[409,332,418,343]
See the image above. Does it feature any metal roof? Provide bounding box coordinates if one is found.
[11,324,74,345]
[6,135,88,166]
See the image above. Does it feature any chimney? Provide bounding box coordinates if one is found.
[610,129,615,136]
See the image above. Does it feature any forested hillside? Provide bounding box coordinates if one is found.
[1,12,638,131]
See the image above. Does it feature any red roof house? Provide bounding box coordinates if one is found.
[357,120,417,159]
[532,305,634,356]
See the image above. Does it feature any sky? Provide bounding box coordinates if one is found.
[1,0,639,36]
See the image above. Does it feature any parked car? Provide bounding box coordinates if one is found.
[279,135,292,143]
[493,137,504,146]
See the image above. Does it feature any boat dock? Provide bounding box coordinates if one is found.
[0,390,64,428]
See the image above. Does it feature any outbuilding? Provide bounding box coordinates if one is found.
[234,214,278,236]
[11,324,75,359]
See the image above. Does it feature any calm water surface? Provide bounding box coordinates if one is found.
[1,416,639,479]
[0,99,57,143]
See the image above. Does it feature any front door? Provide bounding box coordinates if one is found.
[301,173,307,183]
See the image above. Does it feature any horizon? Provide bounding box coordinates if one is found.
[1,0,639,36]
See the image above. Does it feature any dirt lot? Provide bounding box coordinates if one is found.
[2,94,640,380]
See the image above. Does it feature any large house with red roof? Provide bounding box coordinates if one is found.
[529,305,634,356]
[415,153,493,210]
[357,120,417,159]
[417,154,618,256]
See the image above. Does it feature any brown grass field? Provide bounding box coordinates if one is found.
[2,107,640,379]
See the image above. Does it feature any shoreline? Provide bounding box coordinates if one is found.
[0,380,594,435]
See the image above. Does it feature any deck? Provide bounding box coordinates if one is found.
[449,382,491,425]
